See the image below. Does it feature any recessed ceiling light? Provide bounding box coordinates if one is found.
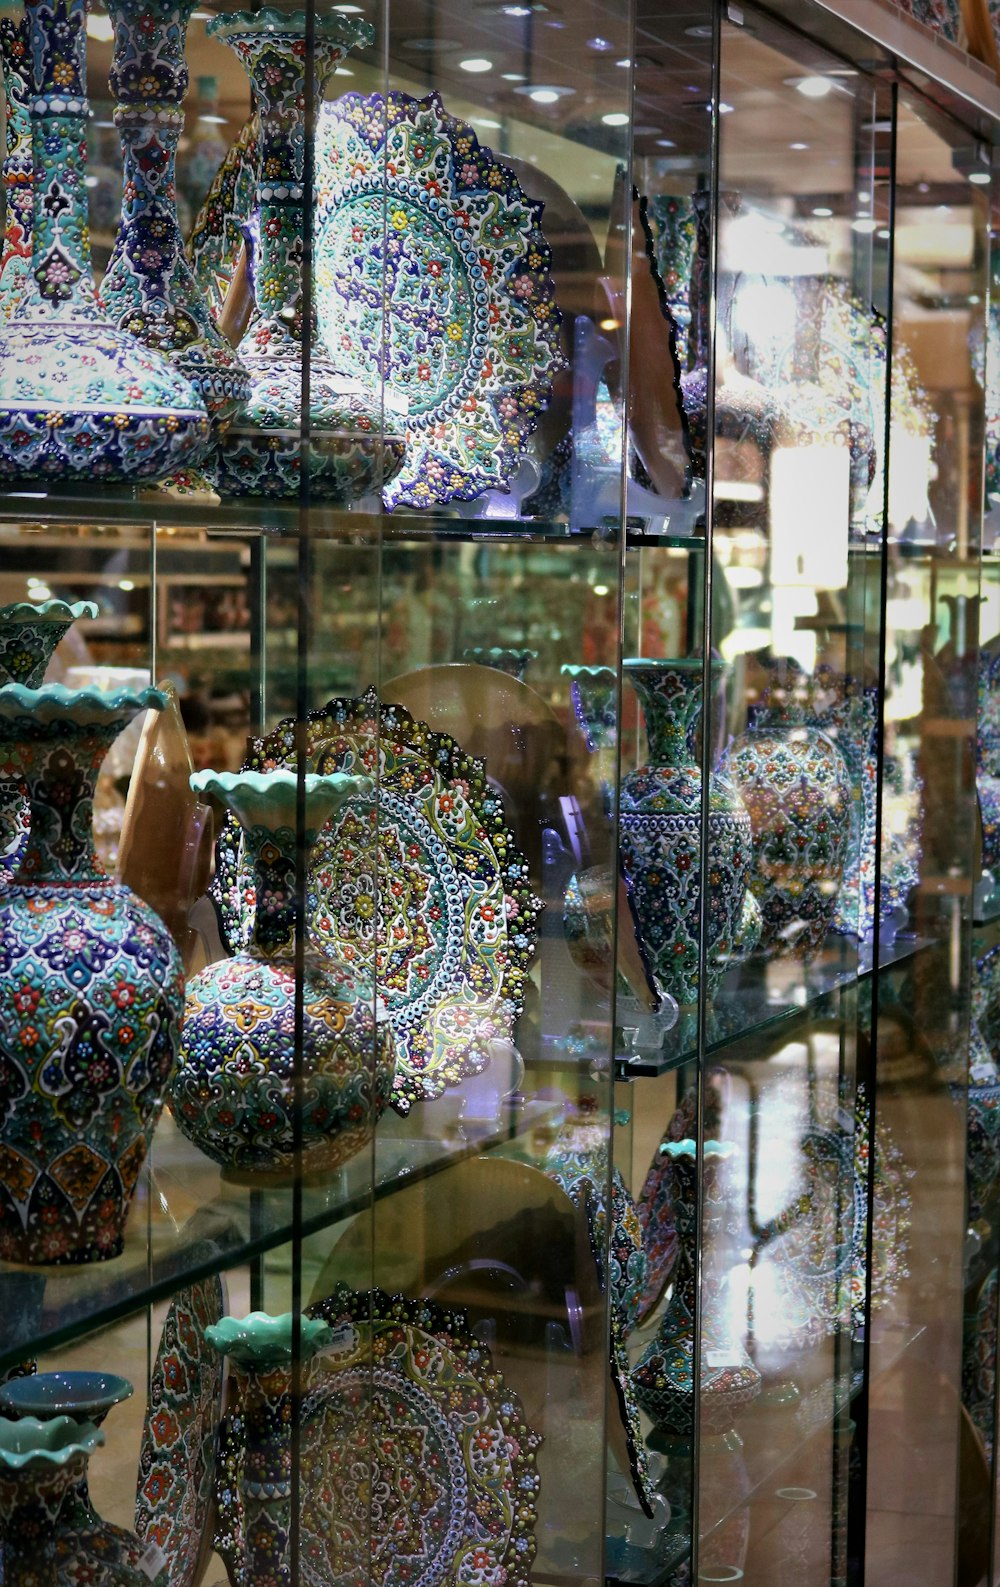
[858,190,870,202]
[969,170,991,185]
[877,228,890,239]
[334,66,353,75]
[790,141,809,150]
[587,35,612,49]
[616,57,631,66]
[656,138,676,147]
[198,112,227,123]
[502,71,526,80]
[796,74,833,98]
[514,82,573,101]
[718,101,733,113]
[602,111,629,126]
[812,206,833,217]
[86,14,114,39]
[852,217,878,233]
[333,3,363,10]
[459,56,493,72]
[529,88,559,102]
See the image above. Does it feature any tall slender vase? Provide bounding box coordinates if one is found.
[206,7,405,500]
[100,0,249,425]
[0,600,98,889]
[0,0,210,483]
[0,1416,166,1587]
[0,683,184,1264]
[631,1140,761,1437]
[0,4,32,318]
[207,1312,332,1587]
[724,684,851,961]
[170,770,396,1183]
[618,659,752,1008]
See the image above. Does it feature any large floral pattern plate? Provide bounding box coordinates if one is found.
[303,1286,542,1587]
[135,1273,227,1587]
[211,690,542,1114]
[314,91,563,509]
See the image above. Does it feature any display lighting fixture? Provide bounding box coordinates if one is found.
[459,57,493,72]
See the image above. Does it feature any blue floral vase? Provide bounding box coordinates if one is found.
[170,770,396,1184]
[631,1140,761,1437]
[206,8,405,500]
[618,659,752,1008]
[0,1371,133,1523]
[0,0,211,482]
[100,0,249,426]
[0,682,183,1264]
[0,600,97,889]
[724,682,851,960]
[207,1312,332,1587]
[0,1415,167,1587]
[0,3,32,318]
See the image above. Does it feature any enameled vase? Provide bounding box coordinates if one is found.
[462,648,537,682]
[0,0,211,482]
[0,3,32,318]
[0,1415,167,1587]
[0,600,97,888]
[631,1140,761,1437]
[206,8,405,500]
[724,685,851,960]
[0,1372,133,1523]
[0,683,184,1265]
[207,1312,332,1587]
[100,0,249,425]
[170,770,396,1183]
[563,662,617,813]
[618,659,752,1008]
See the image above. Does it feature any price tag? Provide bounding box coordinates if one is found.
[705,1350,739,1369]
[138,1542,167,1581]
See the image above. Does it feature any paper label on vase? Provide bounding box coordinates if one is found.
[705,1350,742,1368]
[138,1542,168,1581]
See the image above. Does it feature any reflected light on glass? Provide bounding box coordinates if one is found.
[587,36,612,48]
[732,280,797,356]
[790,141,809,150]
[969,171,991,185]
[602,111,630,126]
[530,88,559,103]
[459,57,493,72]
[852,217,878,234]
[812,206,833,217]
[86,13,114,39]
[656,138,676,148]
[796,74,834,97]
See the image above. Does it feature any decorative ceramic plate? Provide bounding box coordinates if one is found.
[303,1285,542,1587]
[135,1273,227,1587]
[187,114,258,319]
[314,90,564,510]
[211,690,542,1114]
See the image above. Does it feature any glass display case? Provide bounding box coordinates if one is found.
[1,0,1000,1584]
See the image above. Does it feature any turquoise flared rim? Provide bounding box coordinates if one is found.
[205,1311,333,1368]
[0,1371,133,1421]
[659,1138,735,1159]
[623,657,726,675]
[0,683,167,724]
[0,1415,103,1469]
[190,768,373,831]
[0,600,98,625]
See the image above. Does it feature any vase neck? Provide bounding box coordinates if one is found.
[10,720,126,883]
[247,823,311,960]
[104,107,188,326]
[629,667,703,767]
[222,26,346,340]
[108,0,193,105]
[25,0,103,322]
[233,1359,294,1587]
[0,1452,84,1535]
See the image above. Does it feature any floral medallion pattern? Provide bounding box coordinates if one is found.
[135,1275,226,1587]
[0,10,32,318]
[303,1286,542,1587]
[316,91,564,509]
[210,691,541,1114]
[0,685,183,1265]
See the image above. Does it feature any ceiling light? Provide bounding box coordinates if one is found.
[969,170,991,185]
[118,580,135,592]
[812,206,833,217]
[333,3,364,10]
[334,66,353,75]
[587,35,612,48]
[86,13,114,39]
[502,71,526,79]
[719,101,733,113]
[529,88,559,102]
[198,112,227,123]
[515,82,573,101]
[616,57,631,66]
[852,216,878,233]
[877,228,890,239]
[602,111,629,126]
[858,190,870,202]
[790,141,809,150]
[500,2,533,12]
[796,74,833,98]
[656,137,676,147]
[459,57,493,72]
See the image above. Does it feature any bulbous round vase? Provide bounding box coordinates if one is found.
[0,683,183,1265]
[631,1140,761,1436]
[724,690,852,961]
[618,659,752,1009]
[170,770,396,1184]
[0,1415,166,1587]
[0,0,210,483]
[206,8,405,500]
[0,601,98,887]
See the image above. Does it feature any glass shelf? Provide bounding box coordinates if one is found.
[0,1100,557,1378]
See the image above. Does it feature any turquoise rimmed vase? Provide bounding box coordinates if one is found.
[170,770,396,1183]
[0,683,184,1264]
[0,1415,166,1587]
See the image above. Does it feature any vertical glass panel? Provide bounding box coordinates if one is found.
[867,92,990,1587]
[698,13,889,1586]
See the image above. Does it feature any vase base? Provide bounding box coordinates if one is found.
[213,425,406,502]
